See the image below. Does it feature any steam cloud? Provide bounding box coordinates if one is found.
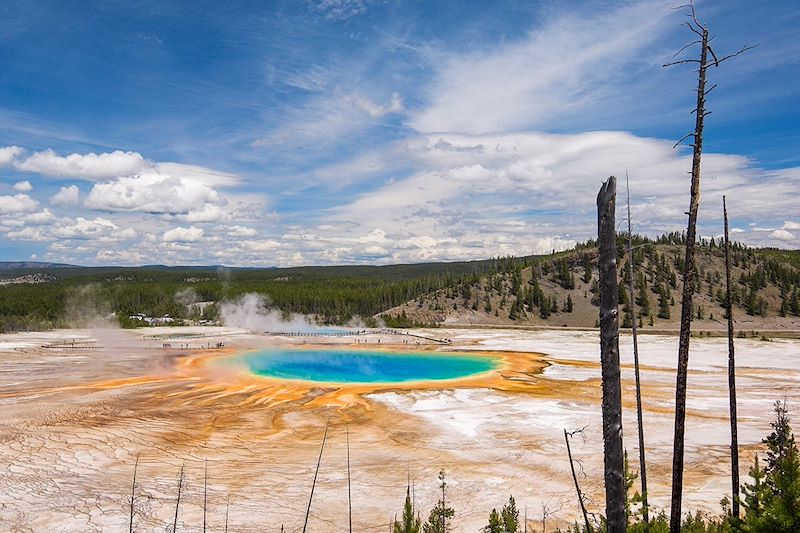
[218,293,323,332]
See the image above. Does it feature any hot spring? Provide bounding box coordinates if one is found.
[233,348,499,384]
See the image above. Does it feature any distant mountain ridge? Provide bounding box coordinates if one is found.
[0,261,77,270]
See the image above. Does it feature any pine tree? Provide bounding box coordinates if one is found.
[483,509,503,533]
[394,486,421,533]
[739,401,800,532]
[658,284,671,319]
[422,471,454,533]
[565,294,574,313]
[500,495,519,533]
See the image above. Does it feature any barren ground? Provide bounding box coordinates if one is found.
[0,326,798,532]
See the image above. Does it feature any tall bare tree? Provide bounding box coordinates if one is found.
[597,176,625,533]
[663,4,753,530]
[625,173,649,528]
[302,421,329,533]
[347,424,353,533]
[723,196,740,518]
[128,453,139,533]
[564,428,592,533]
[203,460,208,533]
[172,463,185,533]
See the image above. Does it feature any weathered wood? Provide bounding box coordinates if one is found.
[347,424,353,533]
[670,19,708,533]
[172,463,185,533]
[625,174,649,528]
[597,176,625,533]
[128,453,139,533]
[564,428,593,533]
[203,459,208,533]
[302,421,329,533]
[724,196,740,518]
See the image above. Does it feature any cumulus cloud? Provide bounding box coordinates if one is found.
[163,226,204,242]
[50,185,80,206]
[0,145,24,166]
[13,180,32,192]
[0,194,38,215]
[770,229,795,241]
[14,149,152,180]
[51,217,136,241]
[85,174,222,213]
[227,225,258,237]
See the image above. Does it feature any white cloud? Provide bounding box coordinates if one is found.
[85,173,222,213]
[13,180,32,192]
[163,226,204,243]
[154,162,240,187]
[227,225,258,237]
[51,217,136,241]
[50,185,80,206]
[783,221,800,230]
[349,92,404,118]
[14,149,152,180]
[0,194,38,215]
[95,249,143,264]
[314,0,367,20]
[410,2,671,134]
[0,145,24,166]
[770,229,795,241]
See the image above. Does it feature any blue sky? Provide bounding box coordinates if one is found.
[0,0,798,266]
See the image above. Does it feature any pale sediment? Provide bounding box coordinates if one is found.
[0,326,797,531]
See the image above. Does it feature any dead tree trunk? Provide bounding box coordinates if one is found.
[224,494,230,533]
[662,5,753,529]
[203,460,208,533]
[724,196,740,518]
[347,424,353,533]
[625,174,649,528]
[172,463,185,533]
[129,453,139,533]
[597,176,626,533]
[302,421,329,533]
[564,428,592,533]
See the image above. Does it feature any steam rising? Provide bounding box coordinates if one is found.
[219,293,322,332]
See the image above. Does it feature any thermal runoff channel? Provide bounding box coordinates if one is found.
[235,348,498,384]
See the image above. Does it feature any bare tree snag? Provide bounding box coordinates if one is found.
[564,428,593,533]
[302,421,329,533]
[203,459,208,533]
[597,176,626,533]
[724,196,740,518]
[224,494,230,533]
[663,4,753,530]
[128,453,139,533]
[347,424,353,533]
[625,173,649,528]
[172,463,185,533]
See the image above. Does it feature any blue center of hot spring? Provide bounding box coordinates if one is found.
[237,349,497,384]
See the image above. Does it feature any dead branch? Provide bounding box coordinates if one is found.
[128,453,139,533]
[302,420,330,533]
[564,428,593,533]
[626,173,650,528]
[724,196,741,518]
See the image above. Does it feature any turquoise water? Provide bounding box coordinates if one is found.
[237,349,497,384]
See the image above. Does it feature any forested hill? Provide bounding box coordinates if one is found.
[381,234,800,333]
[0,256,534,331]
[1,235,799,333]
